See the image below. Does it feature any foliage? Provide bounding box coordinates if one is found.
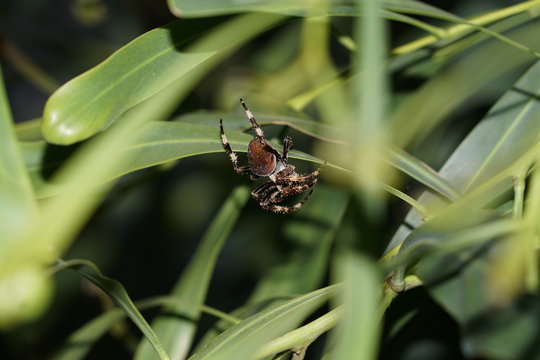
[2,0,540,359]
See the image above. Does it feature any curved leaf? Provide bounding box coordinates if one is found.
[51,259,170,360]
[42,14,285,145]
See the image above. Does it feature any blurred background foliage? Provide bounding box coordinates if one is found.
[1,0,540,359]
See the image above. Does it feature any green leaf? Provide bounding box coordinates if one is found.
[15,118,43,141]
[328,253,381,360]
[135,185,250,360]
[387,147,460,201]
[174,111,345,145]
[42,14,285,145]
[0,65,37,238]
[0,65,45,329]
[187,285,338,360]
[51,259,170,360]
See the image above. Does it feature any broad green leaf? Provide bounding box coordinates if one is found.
[135,185,250,360]
[328,253,381,360]
[187,285,338,360]
[52,259,170,360]
[42,14,285,145]
[50,296,239,360]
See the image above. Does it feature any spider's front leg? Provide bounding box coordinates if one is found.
[282,136,293,163]
[251,181,276,201]
[220,118,250,174]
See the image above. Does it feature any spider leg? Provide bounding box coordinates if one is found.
[240,99,265,139]
[251,181,276,201]
[261,190,314,214]
[282,136,293,163]
[274,169,320,186]
[268,182,316,204]
[220,118,250,174]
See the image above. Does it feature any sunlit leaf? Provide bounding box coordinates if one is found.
[42,15,285,145]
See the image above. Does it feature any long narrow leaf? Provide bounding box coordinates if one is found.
[135,186,250,360]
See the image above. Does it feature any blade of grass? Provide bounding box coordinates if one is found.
[134,185,250,360]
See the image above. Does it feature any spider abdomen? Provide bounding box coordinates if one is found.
[248,138,277,176]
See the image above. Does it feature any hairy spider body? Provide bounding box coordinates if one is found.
[219,99,319,213]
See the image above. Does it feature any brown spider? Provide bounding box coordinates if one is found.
[219,99,319,213]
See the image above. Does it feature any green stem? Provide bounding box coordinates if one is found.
[380,183,429,218]
[513,166,528,218]
[255,307,343,359]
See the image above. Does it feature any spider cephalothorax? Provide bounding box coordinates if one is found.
[219,99,319,213]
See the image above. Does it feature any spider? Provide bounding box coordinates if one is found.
[219,99,319,213]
